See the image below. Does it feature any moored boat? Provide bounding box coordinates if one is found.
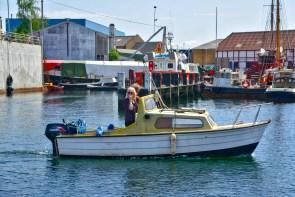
[266,69,295,102]
[201,68,267,100]
[45,94,271,157]
[87,77,118,91]
[44,83,64,93]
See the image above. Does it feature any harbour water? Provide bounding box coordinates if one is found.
[0,91,295,196]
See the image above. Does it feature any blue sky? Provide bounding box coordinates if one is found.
[0,0,294,48]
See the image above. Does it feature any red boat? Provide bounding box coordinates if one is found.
[44,83,64,93]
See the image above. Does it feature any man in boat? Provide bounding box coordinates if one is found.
[123,86,138,127]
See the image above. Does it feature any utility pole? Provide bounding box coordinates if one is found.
[216,7,218,40]
[41,0,44,29]
[7,0,10,32]
[41,0,45,84]
[0,17,2,32]
[153,6,157,33]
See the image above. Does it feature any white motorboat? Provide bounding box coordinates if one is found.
[45,94,271,157]
[87,77,118,90]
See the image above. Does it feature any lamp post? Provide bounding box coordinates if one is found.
[153,6,157,33]
[167,32,174,51]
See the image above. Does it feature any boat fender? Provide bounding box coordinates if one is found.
[242,80,250,88]
[96,126,104,136]
[170,133,177,155]
[108,124,114,130]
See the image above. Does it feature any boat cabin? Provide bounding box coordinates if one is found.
[213,68,240,87]
[271,69,295,88]
[107,94,217,136]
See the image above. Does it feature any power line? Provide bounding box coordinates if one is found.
[47,0,158,27]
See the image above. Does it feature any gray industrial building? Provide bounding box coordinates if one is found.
[32,19,125,60]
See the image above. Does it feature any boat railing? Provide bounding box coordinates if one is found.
[160,108,206,114]
[232,103,272,128]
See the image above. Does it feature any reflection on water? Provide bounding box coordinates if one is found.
[0,91,295,196]
[42,156,261,196]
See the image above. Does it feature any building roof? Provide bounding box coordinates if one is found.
[193,39,223,50]
[217,30,295,51]
[6,18,125,36]
[115,35,143,48]
[132,42,162,54]
[117,48,142,55]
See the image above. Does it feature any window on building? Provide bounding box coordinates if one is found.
[47,29,57,34]
[168,63,174,69]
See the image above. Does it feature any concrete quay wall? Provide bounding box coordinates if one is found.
[0,40,43,94]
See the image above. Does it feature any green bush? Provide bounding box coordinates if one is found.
[109,48,120,61]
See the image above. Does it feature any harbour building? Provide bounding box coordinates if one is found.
[6,18,125,61]
[216,30,295,70]
[192,39,223,65]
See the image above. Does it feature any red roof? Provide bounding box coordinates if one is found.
[217,30,295,51]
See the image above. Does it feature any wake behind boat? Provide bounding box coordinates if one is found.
[45,94,271,158]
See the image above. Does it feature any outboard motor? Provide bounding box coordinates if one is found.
[45,123,67,156]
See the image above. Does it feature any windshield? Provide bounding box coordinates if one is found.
[144,97,157,110]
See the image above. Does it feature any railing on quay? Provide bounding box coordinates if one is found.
[0,31,41,45]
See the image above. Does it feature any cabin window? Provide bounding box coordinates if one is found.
[145,98,157,110]
[155,117,204,129]
[207,115,216,126]
[173,118,203,128]
[155,117,172,129]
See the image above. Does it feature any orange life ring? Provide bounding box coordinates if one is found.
[242,80,250,88]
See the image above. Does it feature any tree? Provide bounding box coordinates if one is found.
[15,0,44,34]
[109,48,120,61]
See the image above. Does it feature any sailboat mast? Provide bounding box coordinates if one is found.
[276,0,281,66]
[271,0,274,32]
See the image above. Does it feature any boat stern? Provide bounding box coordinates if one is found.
[45,123,66,156]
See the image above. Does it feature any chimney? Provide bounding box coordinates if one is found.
[109,23,115,51]
[0,17,2,32]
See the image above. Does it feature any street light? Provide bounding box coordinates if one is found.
[153,6,157,33]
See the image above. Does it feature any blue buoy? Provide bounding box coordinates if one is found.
[108,124,114,130]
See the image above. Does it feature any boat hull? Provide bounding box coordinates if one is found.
[266,89,295,102]
[56,122,269,157]
[87,85,118,91]
[46,85,64,93]
[202,86,267,100]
